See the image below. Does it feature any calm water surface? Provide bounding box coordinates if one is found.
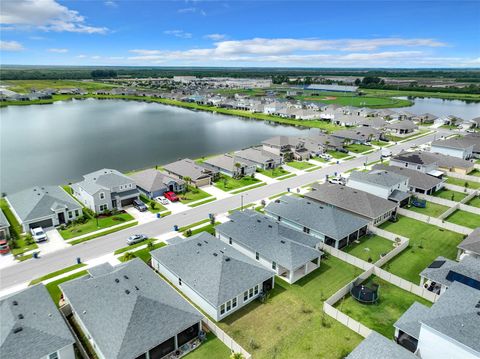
[396,97,480,118]
[1,99,309,193]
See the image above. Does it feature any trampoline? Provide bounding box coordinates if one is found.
[350,280,379,304]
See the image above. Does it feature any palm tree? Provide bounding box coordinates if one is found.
[230,353,245,359]
[234,162,242,178]
[183,176,192,192]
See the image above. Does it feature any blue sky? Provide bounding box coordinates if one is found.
[1,0,479,67]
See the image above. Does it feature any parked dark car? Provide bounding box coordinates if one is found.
[133,199,148,212]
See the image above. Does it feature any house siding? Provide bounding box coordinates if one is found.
[417,325,479,359]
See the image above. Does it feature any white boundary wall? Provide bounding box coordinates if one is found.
[202,318,252,359]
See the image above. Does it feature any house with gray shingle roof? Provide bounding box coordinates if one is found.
[216,210,322,284]
[130,168,185,199]
[385,120,418,135]
[150,233,275,321]
[202,154,257,178]
[431,137,475,160]
[0,210,11,240]
[457,228,480,260]
[264,195,369,249]
[6,186,82,232]
[347,169,411,206]
[163,159,218,187]
[332,127,382,144]
[306,183,399,225]
[347,332,417,359]
[394,282,480,358]
[0,284,75,359]
[60,259,203,359]
[234,146,283,170]
[72,168,139,213]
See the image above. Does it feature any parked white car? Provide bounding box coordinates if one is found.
[155,196,169,205]
[320,154,332,160]
[30,227,48,242]
[126,234,148,245]
[328,177,345,185]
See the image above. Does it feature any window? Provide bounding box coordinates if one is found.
[100,192,105,200]
[232,297,237,308]
[75,209,79,217]
[220,304,225,315]
[49,353,59,359]
[254,285,259,295]
[255,252,259,260]
[226,301,231,311]
[303,227,310,234]
[244,291,248,301]
[99,204,108,212]
[229,237,232,245]
[68,211,73,219]
[178,278,182,286]
[249,288,254,298]
[272,261,277,270]
[277,216,281,221]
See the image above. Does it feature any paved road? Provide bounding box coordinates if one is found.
[0,131,446,290]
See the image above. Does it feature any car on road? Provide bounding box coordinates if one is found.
[126,234,148,245]
[0,239,10,254]
[155,196,169,205]
[133,199,148,212]
[164,191,179,202]
[30,227,48,242]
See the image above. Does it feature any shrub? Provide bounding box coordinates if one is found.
[25,234,35,245]
[150,202,156,210]
[185,229,192,237]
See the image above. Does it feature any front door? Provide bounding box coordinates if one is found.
[57,212,65,224]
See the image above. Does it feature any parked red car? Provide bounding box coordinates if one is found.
[0,239,10,255]
[164,191,179,202]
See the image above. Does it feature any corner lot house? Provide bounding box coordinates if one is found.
[130,168,185,199]
[72,168,139,213]
[394,282,480,359]
[163,158,217,187]
[216,210,322,283]
[0,210,11,240]
[202,154,256,177]
[457,228,480,260]
[60,259,203,359]
[431,137,474,160]
[6,186,82,232]
[0,284,75,359]
[234,146,283,170]
[373,164,444,195]
[151,233,275,321]
[265,195,369,249]
[305,183,399,225]
[347,169,411,206]
[347,332,417,359]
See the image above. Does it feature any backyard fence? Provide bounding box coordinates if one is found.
[446,171,480,183]
[59,304,90,359]
[398,208,473,235]
[444,183,476,195]
[202,317,252,359]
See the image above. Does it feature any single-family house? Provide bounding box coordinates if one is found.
[419,256,480,295]
[72,169,139,213]
[457,228,480,260]
[332,114,364,127]
[372,164,444,195]
[347,169,411,206]
[393,282,480,358]
[0,210,11,240]
[151,233,275,321]
[390,151,440,175]
[265,195,369,249]
[203,154,256,177]
[469,117,480,128]
[385,120,418,135]
[6,186,82,232]
[308,133,345,151]
[261,136,310,160]
[60,259,203,359]
[414,113,438,124]
[234,147,283,170]
[347,332,417,359]
[464,133,480,158]
[130,168,185,198]
[163,159,218,187]
[428,152,475,175]
[216,210,322,283]
[356,117,387,129]
[332,127,381,144]
[305,183,399,225]
[431,137,475,160]
[0,284,75,359]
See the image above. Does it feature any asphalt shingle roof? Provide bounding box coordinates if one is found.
[6,186,81,222]
[60,259,202,359]
[0,210,10,228]
[151,233,274,307]
[306,183,398,221]
[432,137,476,151]
[420,256,480,287]
[129,169,184,193]
[163,159,216,181]
[0,284,74,359]
[349,169,408,188]
[265,195,369,240]
[216,210,322,270]
[346,332,417,359]
[458,228,480,256]
[372,164,443,191]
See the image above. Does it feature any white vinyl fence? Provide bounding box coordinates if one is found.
[202,318,252,359]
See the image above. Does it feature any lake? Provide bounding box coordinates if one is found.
[396,97,480,119]
[0,98,310,193]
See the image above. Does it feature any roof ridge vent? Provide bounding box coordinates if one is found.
[18,314,24,319]
[115,278,120,283]
[125,289,130,294]
[13,327,23,334]
[225,257,230,262]
[12,301,18,306]
[124,275,129,279]
[213,253,218,256]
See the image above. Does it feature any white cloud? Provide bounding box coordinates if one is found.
[104,1,118,7]
[0,40,25,51]
[178,7,196,13]
[48,48,68,53]
[163,30,192,39]
[77,54,87,58]
[204,33,227,41]
[0,0,108,34]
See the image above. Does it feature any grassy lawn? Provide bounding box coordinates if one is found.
[433,188,467,202]
[344,235,394,263]
[69,221,138,245]
[407,201,449,218]
[294,91,412,108]
[379,216,463,283]
[467,196,480,208]
[1,198,38,255]
[140,194,166,213]
[119,242,167,263]
[46,270,89,306]
[257,167,290,178]
[185,222,219,237]
[114,238,157,255]
[214,174,261,192]
[327,150,349,159]
[386,130,428,143]
[445,177,480,190]
[30,263,87,285]
[179,186,212,204]
[3,79,117,93]
[469,169,480,177]
[218,256,363,359]
[345,144,372,153]
[371,140,390,147]
[336,276,431,339]
[59,212,134,239]
[445,210,480,229]
[286,161,315,170]
[184,332,231,359]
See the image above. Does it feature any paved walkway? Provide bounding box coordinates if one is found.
[201,185,232,199]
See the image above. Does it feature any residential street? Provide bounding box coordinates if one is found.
[0,131,447,290]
